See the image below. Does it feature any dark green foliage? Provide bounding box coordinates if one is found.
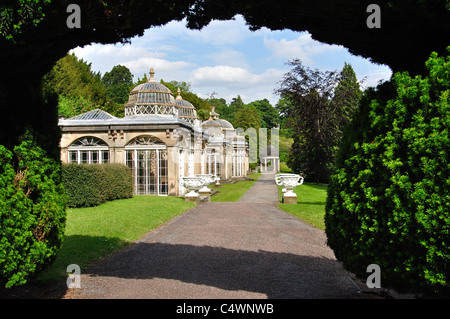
[102,65,134,117]
[332,63,362,130]
[42,53,107,118]
[0,0,51,42]
[277,61,361,183]
[0,133,66,288]
[325,49,450,297]
[247,99,280,129]
[234,104,261,131]
[62,163,133,208]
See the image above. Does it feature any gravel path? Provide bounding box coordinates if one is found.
[64,173,367,299]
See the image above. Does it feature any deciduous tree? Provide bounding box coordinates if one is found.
[102,64,134,116]
[42,53,107,117]
[276,60,361,183]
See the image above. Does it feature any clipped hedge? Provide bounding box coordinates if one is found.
[325,49,449,297]
[0,134,67,288]
[62,163,133,208]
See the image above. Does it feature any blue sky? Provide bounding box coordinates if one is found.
[72,15,392,106]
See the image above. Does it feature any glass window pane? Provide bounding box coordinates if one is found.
[69,151,78,163]
[102,151,109,163]
[91,151,99,164]
[81,151,89,164]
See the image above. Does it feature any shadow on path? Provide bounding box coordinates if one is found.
[74,241,359,299]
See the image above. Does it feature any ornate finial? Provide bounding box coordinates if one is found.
[148,67,156,82]
[176,87,182,100]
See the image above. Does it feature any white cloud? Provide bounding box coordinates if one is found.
[124,58,192,81]
[191,66,281,86]
[207,49,249,68]
[184,15,250,46]
[189,66,284,104]
[264,32,345,65]
[360,67,392,89]
[71,43,192,81]
[73,44,167,62]
[70,17,392,106]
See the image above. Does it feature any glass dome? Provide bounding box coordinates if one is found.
[201,118,223,137]
[216,118,234,129]
[201,106,236,136]
[124,68,177,117]
[175,88,200,126]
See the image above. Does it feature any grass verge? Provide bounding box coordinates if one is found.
[36,196,196,284]
[278,183,328,230]
[210,173,262,202]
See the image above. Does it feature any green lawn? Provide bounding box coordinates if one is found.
[210,173,262,202]
[36,196,196,284]
[278,183,328,230]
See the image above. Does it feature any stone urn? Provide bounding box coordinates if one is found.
[181,176,204,201]
[275,174,304,203]
[196,174,214,193]
[275,174,300,193]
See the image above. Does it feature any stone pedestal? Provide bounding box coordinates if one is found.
[184,192,199,202]
[283,193,297,204]
[198,190,211,201]
[198,194,211,202]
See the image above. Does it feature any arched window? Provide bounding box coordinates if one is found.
[125,135,166,147]
[125,135,168,196]
[68,136,109,164]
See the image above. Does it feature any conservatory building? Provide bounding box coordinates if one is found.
[58,68,249,196]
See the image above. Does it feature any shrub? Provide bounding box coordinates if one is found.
[62,163,133,208]
[102,163,134,201]
[325,49,449,297]
[0,134,67,288]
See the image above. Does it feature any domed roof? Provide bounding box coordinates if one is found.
[124,68,177,117]
[201,117,222,137]
[202,119,221,128]
[201,106,237,136]
[131,81,174,96]
[216,118,234,129]
[175,88,199,126]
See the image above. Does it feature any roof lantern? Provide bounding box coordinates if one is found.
[124,67,177,117]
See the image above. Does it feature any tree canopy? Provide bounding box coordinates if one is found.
[277,60,362,183]
[42,53,107,117]
[247,99,280,129]
[101,64,134,116]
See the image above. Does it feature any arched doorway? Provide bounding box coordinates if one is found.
[125,136,168,195]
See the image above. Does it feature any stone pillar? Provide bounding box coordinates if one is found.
[167,146,179,196]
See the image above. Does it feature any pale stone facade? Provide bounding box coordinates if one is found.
[58,68,249,196]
